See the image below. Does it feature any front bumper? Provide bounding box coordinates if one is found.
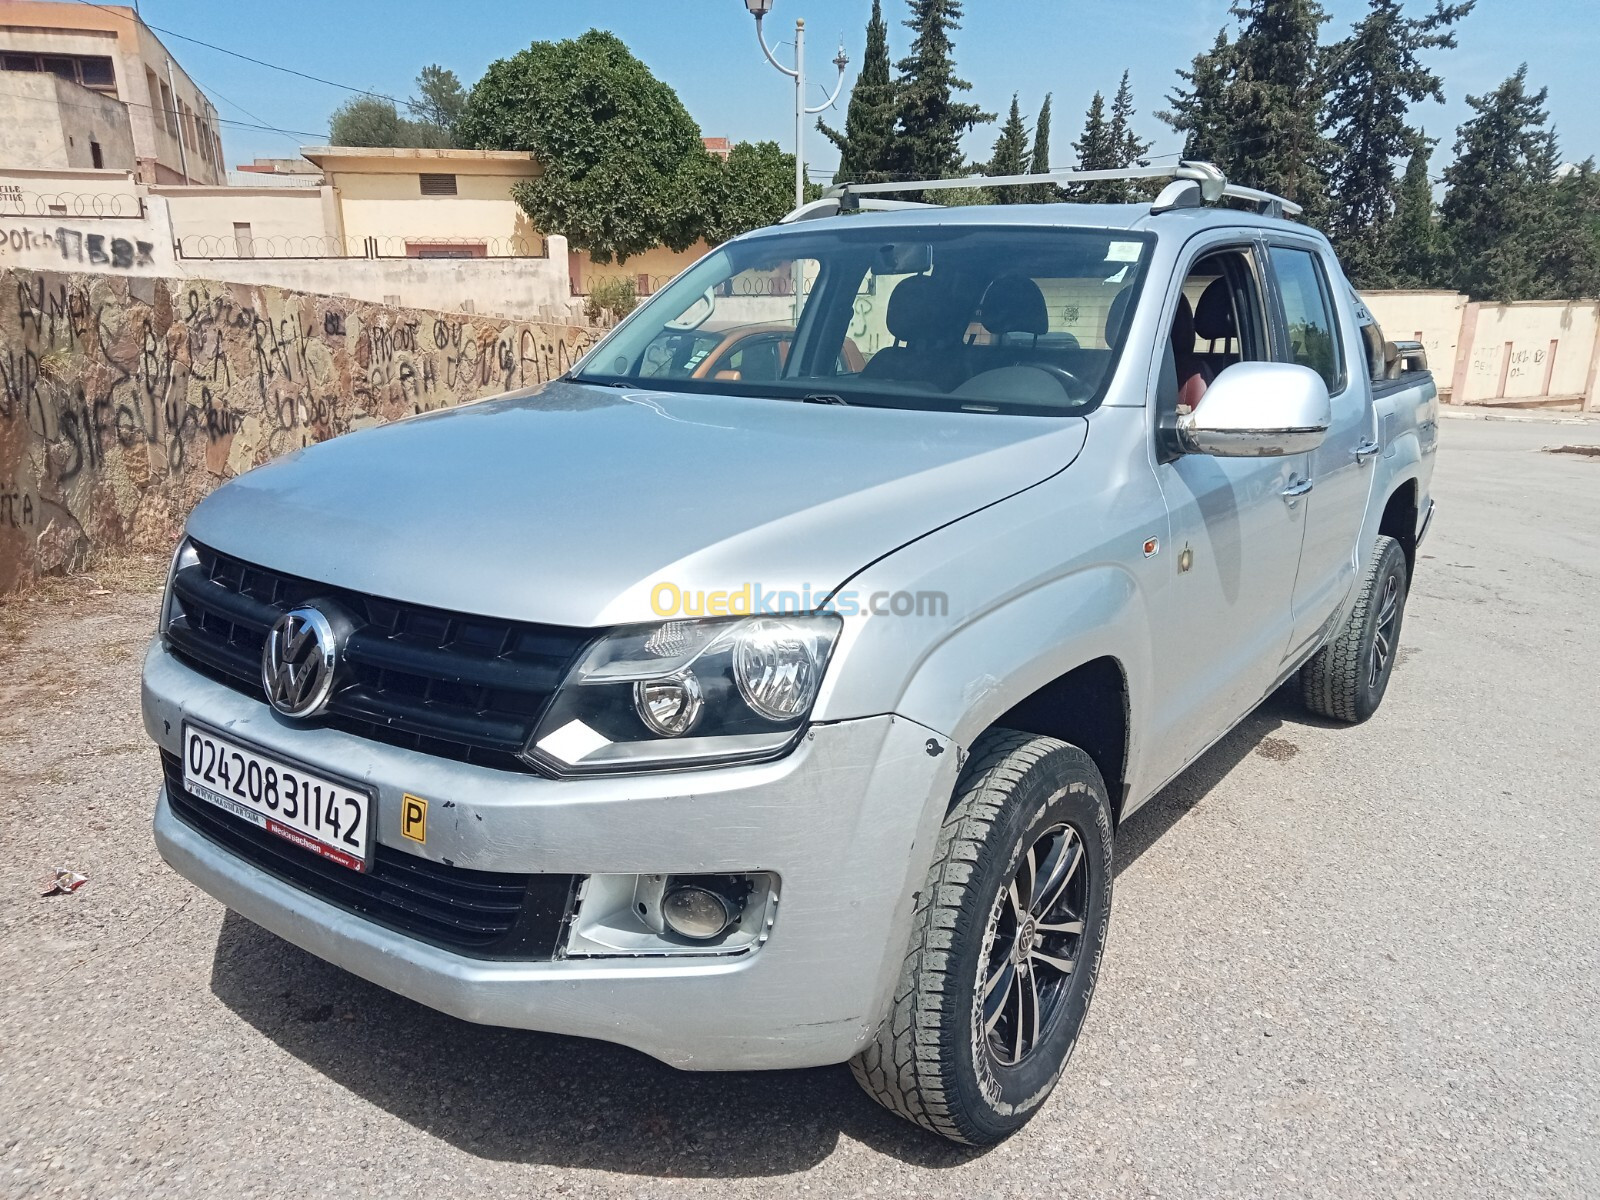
[144,643,958,1069]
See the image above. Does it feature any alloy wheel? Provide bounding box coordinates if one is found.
[1369,573,1401,690]
[979,822,1089,1067]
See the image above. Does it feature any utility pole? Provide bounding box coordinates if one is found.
[745,1,849,209]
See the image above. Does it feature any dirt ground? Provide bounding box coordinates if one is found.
[2,416,1598,1199]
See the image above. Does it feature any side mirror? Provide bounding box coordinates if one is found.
[1179,361,1331,457]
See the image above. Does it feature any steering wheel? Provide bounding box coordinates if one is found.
[1016,363,1089,404]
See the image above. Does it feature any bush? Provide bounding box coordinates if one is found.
[584,276,637,324]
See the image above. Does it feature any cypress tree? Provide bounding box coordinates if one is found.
[819,0,898,184]
[1390,132,1439,285]
[892,0,993,194]
[1324,0,1473,285]
[1102,71,1155,201]
[986,93,1030,202]
[1439,65,1560,300]
[1027,94,1056,202]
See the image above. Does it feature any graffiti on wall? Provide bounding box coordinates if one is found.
[0,267,601,590]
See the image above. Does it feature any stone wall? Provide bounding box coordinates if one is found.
[0,267,602,591]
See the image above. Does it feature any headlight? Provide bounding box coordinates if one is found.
[159,537,199,640]
[527,613,841,775]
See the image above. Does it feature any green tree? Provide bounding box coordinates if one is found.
[892,0,993,194]
[1323,0,1472,285]
[1161,2,1336,217]
[1160,29,1240,167]
[1541,161,1600,300]
[1072,91,1121,201]
[700,141,803,243]
[409,64,467,136]
[1390,132,1440,285]
[1438,65,1562,299]
[819,0,898,183]
[329,96,406,147]
[986,94,1030,202]
[1109,72,1154,172]
[1026,93,1057,202]
[456,30,711,263]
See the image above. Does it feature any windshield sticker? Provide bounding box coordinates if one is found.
[1105,241,1143,263]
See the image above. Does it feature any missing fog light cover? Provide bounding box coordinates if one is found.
[661,883,736,941]
[633,672,704,737]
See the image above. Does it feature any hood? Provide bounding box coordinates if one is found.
[187,381,1088,627]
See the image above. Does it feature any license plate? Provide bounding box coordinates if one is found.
[181,723,373,872]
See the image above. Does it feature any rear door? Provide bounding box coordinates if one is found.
[1264,240,1377,655]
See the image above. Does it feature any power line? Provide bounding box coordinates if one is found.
[0,84,328,140]
[69,0,404,104]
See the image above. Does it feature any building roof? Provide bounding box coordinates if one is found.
[300,146,537,167]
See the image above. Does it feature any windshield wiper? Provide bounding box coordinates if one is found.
[801,393,850,406]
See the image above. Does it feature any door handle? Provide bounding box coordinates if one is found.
[1281,477,1314,508]
[1353,439,1381,464]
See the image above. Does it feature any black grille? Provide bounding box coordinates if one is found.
[162,753,576,959]
[165,541,592,772]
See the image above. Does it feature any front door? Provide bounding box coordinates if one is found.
[1267,242,1375,654]
[1146,240,1309,774]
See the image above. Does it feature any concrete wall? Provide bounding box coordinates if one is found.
[158,184,338,255]
[575,243,712,295]
[0,266,603,591]
[1450,301,1600,406]
[0,187,582,321]
[0,73,137,171]
[1361,290,1469,397]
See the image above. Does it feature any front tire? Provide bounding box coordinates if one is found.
[850,730,1114,1145]
[1300,534,1410,723]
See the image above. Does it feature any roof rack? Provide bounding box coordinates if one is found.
[782,161,1303,223]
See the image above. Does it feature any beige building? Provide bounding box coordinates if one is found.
[0,0,224,184]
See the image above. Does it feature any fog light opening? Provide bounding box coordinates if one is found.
[661,876,749,942]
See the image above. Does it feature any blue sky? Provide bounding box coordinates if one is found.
[143,0,1597,178]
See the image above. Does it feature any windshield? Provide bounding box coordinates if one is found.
[573,224,1154,416]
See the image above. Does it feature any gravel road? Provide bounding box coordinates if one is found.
[3,416,1598,1199]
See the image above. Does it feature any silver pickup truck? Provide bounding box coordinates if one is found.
[142,163,1437,1145]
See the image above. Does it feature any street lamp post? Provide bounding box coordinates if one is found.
[744,0,849,209]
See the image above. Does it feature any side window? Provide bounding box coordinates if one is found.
[1164,246,1271,413]
[1273,247,1344,392]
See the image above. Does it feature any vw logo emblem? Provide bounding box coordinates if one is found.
[261,606,340,718]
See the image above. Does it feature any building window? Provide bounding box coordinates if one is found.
[160,80,177,136]
[233,222,254,258]
[90,140,103,168]
[1,52,118,95]
[419,173,458,196]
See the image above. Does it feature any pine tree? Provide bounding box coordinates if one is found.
[1439,65,1562,300]
[986,93,1030,202]
[891,0,993,194]
[1161,2,1336,218]
[1541,161,1600,300]
[1324,0,1473,286]
[819,0,898,184]
[1072,92,1120,202]
[1390,132,1439,285]
[1228,0,1337,216]
[1027,93,1056,202]
[1099,71,1156,201]
[1159,29,1240,167]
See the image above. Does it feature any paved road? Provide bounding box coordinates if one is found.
[3,417,1598,1199]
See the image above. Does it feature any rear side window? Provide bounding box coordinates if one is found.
[1273,247,1344,392]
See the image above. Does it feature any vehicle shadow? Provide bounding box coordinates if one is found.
[207,682,1313,1177]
